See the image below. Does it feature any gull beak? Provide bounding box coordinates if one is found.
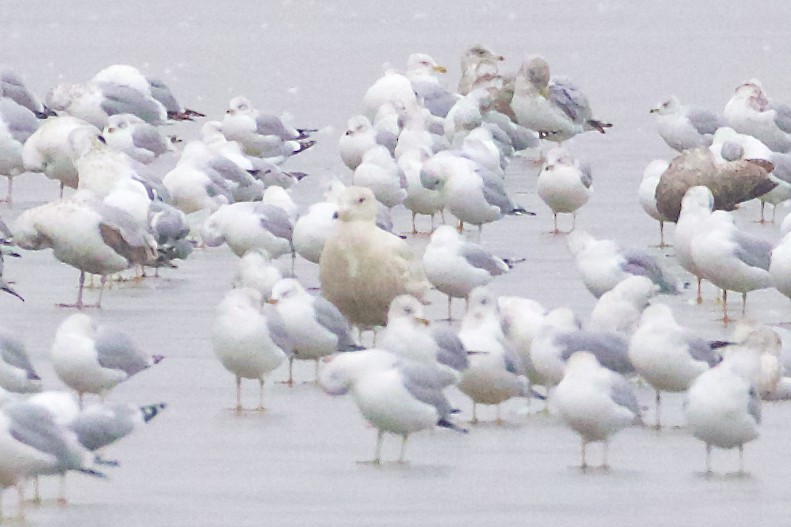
[539,87,549,98]
[496,55,505,61]
[225,109,232,114]
[266,298,279,305]
[649,108,658,114]
[107,127,115,133]
[434,65,448,74]
[416,317,430,326]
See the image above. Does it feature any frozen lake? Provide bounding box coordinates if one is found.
[2,1,791,525]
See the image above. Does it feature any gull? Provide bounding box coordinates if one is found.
[22,116,101,194]
[457,287,529,423]
[511,55,611,142]
[724,79,791,153]
[339,115,397,171]
[684,355,761,474]
[553,352,641,470]
[498,296,549,395]
[422,225,509,319]
[420,151,530,240]
[222,96,315,159]
[379,295,469,381]
[628,303,722,428]
[320,348,463,464]
[233,249,283,301]
[405,53,455,118]
[690,209,772,322]
[0,330,42,393]
[201,201,293,260]
[0,68,51,116]
[675,186,714,303]
[458,44,505,96]
[13,191,158,308]
[0,399,103,520]
[638,159,671,247]
[567,230,678,298]
[537,147,592,233]
[146,77,204,121]
[0,222,22,302]
[770,223,791,305]
[293,201,337,265]
[353,145,407,208]
[212,288,291,412]
[587,276,659,336]
[101,113,173,164]
[319,186,429,329]
[0,97,39,204]
[50,313,164,404]
[269,278,359,384]
[460,126,506,176]
[650,95,723,152]
[398,147,444,233]
[363,64,419,119]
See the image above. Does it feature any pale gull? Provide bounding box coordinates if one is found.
[339,115,397,171]
[0,97,39,204]
[406,53,455,118]
[0,330,41,394]
[637,159,670,247]
[650,95,723,152]
[587,276,659,336]
[353,144,407,208]
[537,147,592,233]
[101,113,173,164]
[724,79,791,153]
[233,249,283,301]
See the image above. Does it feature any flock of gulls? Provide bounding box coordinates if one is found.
[1,43,791,519]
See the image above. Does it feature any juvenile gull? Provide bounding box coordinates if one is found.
[537,147,592,233]
[458,44,505,96]
[649,95,723,152]
[269,278,358,384]
[553,352,641,470]
[320,348,463,464]
[50,313,164,404]
[422,225,509,319]
[319,186,429,329]
[628,303,722,428]
[212,288,291,412]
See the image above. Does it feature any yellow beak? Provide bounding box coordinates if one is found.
[434,65,447,74]
[539,87,549,98]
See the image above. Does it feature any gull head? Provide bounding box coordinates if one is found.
[269,278,306,304]
[335,186,378,223]
[649,95,681,116]
[407,53,447,75]
[387,295,429,326]
[680,185,715,214]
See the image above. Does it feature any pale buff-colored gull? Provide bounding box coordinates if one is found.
[655,147,776,223]
[458,44,505,96]
[724,79,791,153]
[101,113,173,164]
[233,249,283,301]
[405,53,455,118]
[587,276,659,336]
[222,96,315,159]
[0,399,103,520]
[319,348,464,464]
[50,313,163,404]
[422,225,509,319]
[339,115,397,171]
[684,353,761,474]
[537,147,592,233]
[628,303,723,429]
[319,186,429,329]
[13,191,158,308]
[650,95,723,152]
[398,147,444,233]
[567,230,678,299]
[0,330,42,394]
[511,55,611,142]
[269,278,359,384]
[553,352,641,470]
[638,159,671,247]
[379,295,468,381]
[212,288,291,412]
[21,115,100,194]
[0,97,39,204]
[353,144,407,208]
[457,287,529,423]
[690,209,772,322]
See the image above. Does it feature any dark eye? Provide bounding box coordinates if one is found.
[404,306,413,315]
[357,197,365,204]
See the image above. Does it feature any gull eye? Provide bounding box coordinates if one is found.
[357,196,365,204]
[107,127,116,133]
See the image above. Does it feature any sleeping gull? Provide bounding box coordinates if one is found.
[319,186,429,329]
[553,352,641,470]
[0,97,39,204]
[269,278,359,384]
[724,79,791,153]
[628,303,722,429]
[457,287,529,423]
[637,159,671,247]
[212,288,291,412]
[292,200,337,265]
[50,313,164,404]
[537,147,592,233]
[649,95,723,152]
[320,348,463,464]
[363,64,419,119]
[201,201,293,260]
[587,276,659,336]
[0,330,42,393]
[422,225,509,319]
[684,353,761,474]
[233,249,283,301]
[567,230,678,298]
[690,209,772,322]
[511,55,611,142]
[353,145,407,208]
